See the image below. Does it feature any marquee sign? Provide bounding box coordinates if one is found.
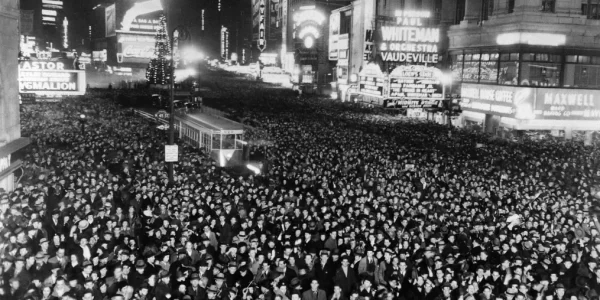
[18,60,86,96]
[388,65,443,100]
[258,0,266,52]
[358,63,385,97]
[379,10,440,64]
[384,99,442,108]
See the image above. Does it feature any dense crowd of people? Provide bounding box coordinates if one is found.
[1,76,600,300]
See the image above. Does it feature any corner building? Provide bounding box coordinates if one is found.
[449,0,600,140]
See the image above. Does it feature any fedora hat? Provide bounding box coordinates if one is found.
[135,259,146,269]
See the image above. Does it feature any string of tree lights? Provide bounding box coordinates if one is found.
[146,14,172,85]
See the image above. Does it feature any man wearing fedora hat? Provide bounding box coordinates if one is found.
[129,259,147,290]
[187,273,206,300]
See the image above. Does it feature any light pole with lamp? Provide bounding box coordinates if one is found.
[79,114,86,135]
[167,22,191,183]
[438,72,453,127]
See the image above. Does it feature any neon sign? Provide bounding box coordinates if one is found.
[63,17,69,49]
[121,0,162,32]
[379,10,440,64]
[299,26,319,39]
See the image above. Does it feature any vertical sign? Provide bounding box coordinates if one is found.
[105,4,116,37]
[363,0,375,62]
[258,0,267,52]
[221,26,229,59]
[282,0,287,53]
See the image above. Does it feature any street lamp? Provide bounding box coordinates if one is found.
[167,22,191,184]
[437,71,453,127]
[79,114,86,135]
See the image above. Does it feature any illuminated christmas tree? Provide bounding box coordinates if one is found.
[146,14,172,85]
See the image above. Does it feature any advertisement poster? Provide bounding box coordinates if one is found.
[329,12,340,61]
[388,65,443,100]
[479,61,498,83]
[105,4,116,37]
[462,61,480,82]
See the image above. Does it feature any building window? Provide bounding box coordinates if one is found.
[462,53,480,82]
[583,0,600,19]
[432,0,442,24]
[564,55,600,88]
[455,0,465,24]
[450,54,463,82]
[480,53,499,83]
[499,53,519,85]
[508,0,515,13]
[340,13,351,35]
[541,0,555,12]
[520,53,561,87]
[482,0,493,20]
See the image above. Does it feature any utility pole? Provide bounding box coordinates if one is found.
[165,2,190,183]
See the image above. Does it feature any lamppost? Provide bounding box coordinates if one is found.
[79,114,86,135]
[167,23,190,184]
[440,74,453,127]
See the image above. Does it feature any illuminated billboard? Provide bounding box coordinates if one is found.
[120,0,163,32]
[461,84,536,119]
[462,84,600,120]
[293,6,324,50]
[117,32,156,64]
[378,10,440,64]
[18,60,86,96]
[105,4,116,37]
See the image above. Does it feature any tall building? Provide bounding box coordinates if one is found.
[448,0,600,139]
[1,0,30,192]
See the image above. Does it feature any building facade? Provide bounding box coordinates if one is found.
[330,0,455,102]
[448,0,600,140]
[1,0,30,192]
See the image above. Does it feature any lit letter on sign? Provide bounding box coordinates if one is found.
[258,0,266,52]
